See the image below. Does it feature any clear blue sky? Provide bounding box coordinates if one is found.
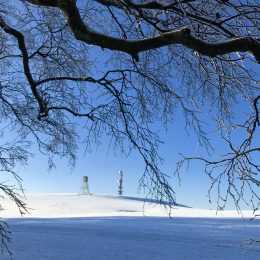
[2,2,259,210]
[8,53,259,210]
[13,103,251,210]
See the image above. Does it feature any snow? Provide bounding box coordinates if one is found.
[1,194,257,218]
[1,194,260,259]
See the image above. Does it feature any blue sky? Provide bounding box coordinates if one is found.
[2,54,258,211]
[6,59,256,210]
[14,104,247,210]
[1,1,259,211]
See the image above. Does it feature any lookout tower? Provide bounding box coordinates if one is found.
[79,176,90,195]
[118,170,123,196]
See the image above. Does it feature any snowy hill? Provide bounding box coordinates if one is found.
[0,193,257,218]
[1,194,260,260]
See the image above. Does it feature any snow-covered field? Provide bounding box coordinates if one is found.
[1,194,260,259]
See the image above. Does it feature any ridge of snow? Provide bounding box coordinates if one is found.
[0,193,258,219]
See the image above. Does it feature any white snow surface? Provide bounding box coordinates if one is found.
[1,194,260,259]
[1,193,258,218]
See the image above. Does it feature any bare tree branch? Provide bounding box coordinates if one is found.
[0,0,259,254]
[0,16,47,116]
[24,0,260,62]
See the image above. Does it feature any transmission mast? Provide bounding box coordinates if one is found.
[118,170,123,196]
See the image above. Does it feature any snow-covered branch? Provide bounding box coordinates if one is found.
[24,0,260,62]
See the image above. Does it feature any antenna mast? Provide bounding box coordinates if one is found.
[118,170,123,196]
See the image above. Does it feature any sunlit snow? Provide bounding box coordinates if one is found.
[1,194,260,259]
